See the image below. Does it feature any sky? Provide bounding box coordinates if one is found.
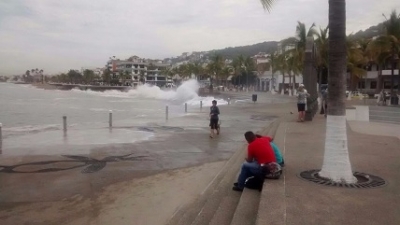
[0,0,399,76]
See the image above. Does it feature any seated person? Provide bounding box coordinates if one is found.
[232,131,276,192]
[270,142,284,167]
[255,134,284,167]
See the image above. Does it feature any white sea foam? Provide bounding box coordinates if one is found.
[72,79,227,105]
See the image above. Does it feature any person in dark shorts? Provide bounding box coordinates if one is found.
[209,100,220,138]
[296,84,310,122]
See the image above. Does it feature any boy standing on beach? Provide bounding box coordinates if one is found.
[209,100,220,138]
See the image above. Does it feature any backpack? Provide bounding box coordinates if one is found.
[262,162,282,180]
[244,175,265,191]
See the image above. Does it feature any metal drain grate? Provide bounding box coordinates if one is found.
[299,170,386,189]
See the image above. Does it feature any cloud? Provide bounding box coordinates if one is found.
[0,0,399,75]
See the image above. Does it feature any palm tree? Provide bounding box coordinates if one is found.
[102,69,111,85]
[374,10,400,102]
[178,64,190,80]
[243,56,255,91]
[220,66,233,87]
[347,36,367,91]
[267,52,278,92]
[276,53,288,94]
[208,54,224,86]
[319,0,356,183]
[296,22,318,50]
[190,62,204,79]
[39,69,44,83]
[258,0,276,11]
[316,26,329,87]
[232,55,246,87]
[287,48,303,95]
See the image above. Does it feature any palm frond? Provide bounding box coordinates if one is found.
[259,0,276,12]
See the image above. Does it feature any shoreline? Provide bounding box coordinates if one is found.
[28,82,224,97]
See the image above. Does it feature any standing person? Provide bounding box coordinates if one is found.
[322,88,328,118]
[232,131,276,192]
[209,100,220,138]
[296,84,310,122]
[382,91,387,106]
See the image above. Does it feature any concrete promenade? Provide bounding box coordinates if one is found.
[2,90,398,225]
[259,111,400,225]
[0,92,294,224]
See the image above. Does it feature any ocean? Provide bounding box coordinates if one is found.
[0,80,227,155]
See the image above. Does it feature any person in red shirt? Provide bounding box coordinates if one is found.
[232,131,276,192]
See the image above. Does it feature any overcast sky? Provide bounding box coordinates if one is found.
[0,0,399,75]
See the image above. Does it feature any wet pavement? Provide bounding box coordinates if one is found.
[0,92,295,204]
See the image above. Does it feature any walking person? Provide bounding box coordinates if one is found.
[322,88,328,117]
[209,100,220,138]
[382,91,387,106]
[296,84,310,122]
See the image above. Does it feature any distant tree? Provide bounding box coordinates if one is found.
[102,69,111,84]
[83,69,95,84]
[207,54,224,86]
[67,70,82,84]
[373,10,400,95]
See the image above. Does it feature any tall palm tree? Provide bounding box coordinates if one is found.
[296,21,318,50]
[276,52,288,94]
[319,0,356,183]
[102,69,111,85]
[208,54,224,86]
[374,10,400,100]
[347,36,367,91]
[220,66,232,87]
[190,62,204,79]
[316,26,329,87]
[267,52,278,92]
[287,48,303,95]
[39,69,44,83]
[242,56,255,91]
[232,55,246,86]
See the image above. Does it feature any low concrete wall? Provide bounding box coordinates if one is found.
[50,83,133,92]
[346,106,369,122]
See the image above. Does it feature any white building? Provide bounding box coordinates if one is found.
[352,62,399,95]
[253,53,303,92]
[113,58,170,85]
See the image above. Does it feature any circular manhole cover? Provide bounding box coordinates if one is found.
[299,169,386,189]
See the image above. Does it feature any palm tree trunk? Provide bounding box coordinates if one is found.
[271,73,275,92]
[376,68,382,94]
[319,0,356,183]
[288,73,292,96]
[281,74,285,95]
[293,74,297,95]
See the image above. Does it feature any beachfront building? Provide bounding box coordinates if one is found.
[112,57,171,86]
[350,62,399,95]
[252,52,303,93]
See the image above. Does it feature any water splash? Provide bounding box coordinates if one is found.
[72,79,227,105]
